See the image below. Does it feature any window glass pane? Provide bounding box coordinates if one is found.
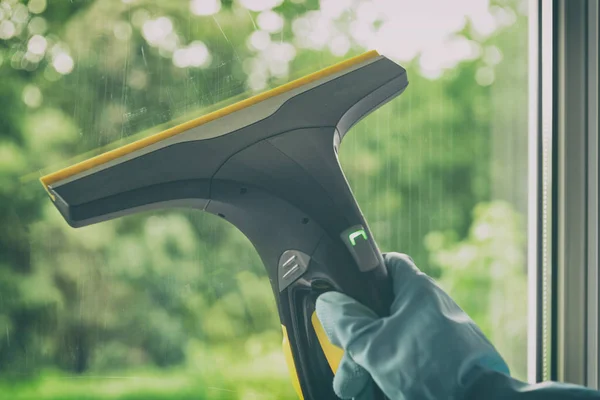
[1,0,529,398]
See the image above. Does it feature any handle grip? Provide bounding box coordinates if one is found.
[310,254,393,400]
[277,229,392,400]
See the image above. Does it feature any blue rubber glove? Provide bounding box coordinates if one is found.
[315,252,510,399]
[316,253,600,400]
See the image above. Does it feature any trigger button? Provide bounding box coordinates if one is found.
[278,250,310,292]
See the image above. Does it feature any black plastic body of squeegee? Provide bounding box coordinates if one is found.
[48,56,408,400]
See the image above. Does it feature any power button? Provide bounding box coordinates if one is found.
[340,225,379,272]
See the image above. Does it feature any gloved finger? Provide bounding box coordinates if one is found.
[384,252,423,290]
[315,291,380,357]
[331,352,371,399]
[384,252,431,314]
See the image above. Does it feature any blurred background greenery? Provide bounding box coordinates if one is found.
[0,0,529,398]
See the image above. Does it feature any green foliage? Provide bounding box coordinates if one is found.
[0,362,295,399]
[0,0,529,397]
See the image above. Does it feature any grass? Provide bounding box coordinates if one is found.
[0,372,295,400]
[0,346,297,400]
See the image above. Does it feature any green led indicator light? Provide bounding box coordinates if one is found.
[348,229,367,246]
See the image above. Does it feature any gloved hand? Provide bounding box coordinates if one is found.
[315,252,510,400]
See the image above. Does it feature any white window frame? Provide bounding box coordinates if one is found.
[529,0,600,388]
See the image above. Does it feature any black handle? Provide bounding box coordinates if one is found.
[203,123,396,399]
[277,234,392,400]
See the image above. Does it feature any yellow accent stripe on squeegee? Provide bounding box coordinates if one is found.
[39,50,380,193]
